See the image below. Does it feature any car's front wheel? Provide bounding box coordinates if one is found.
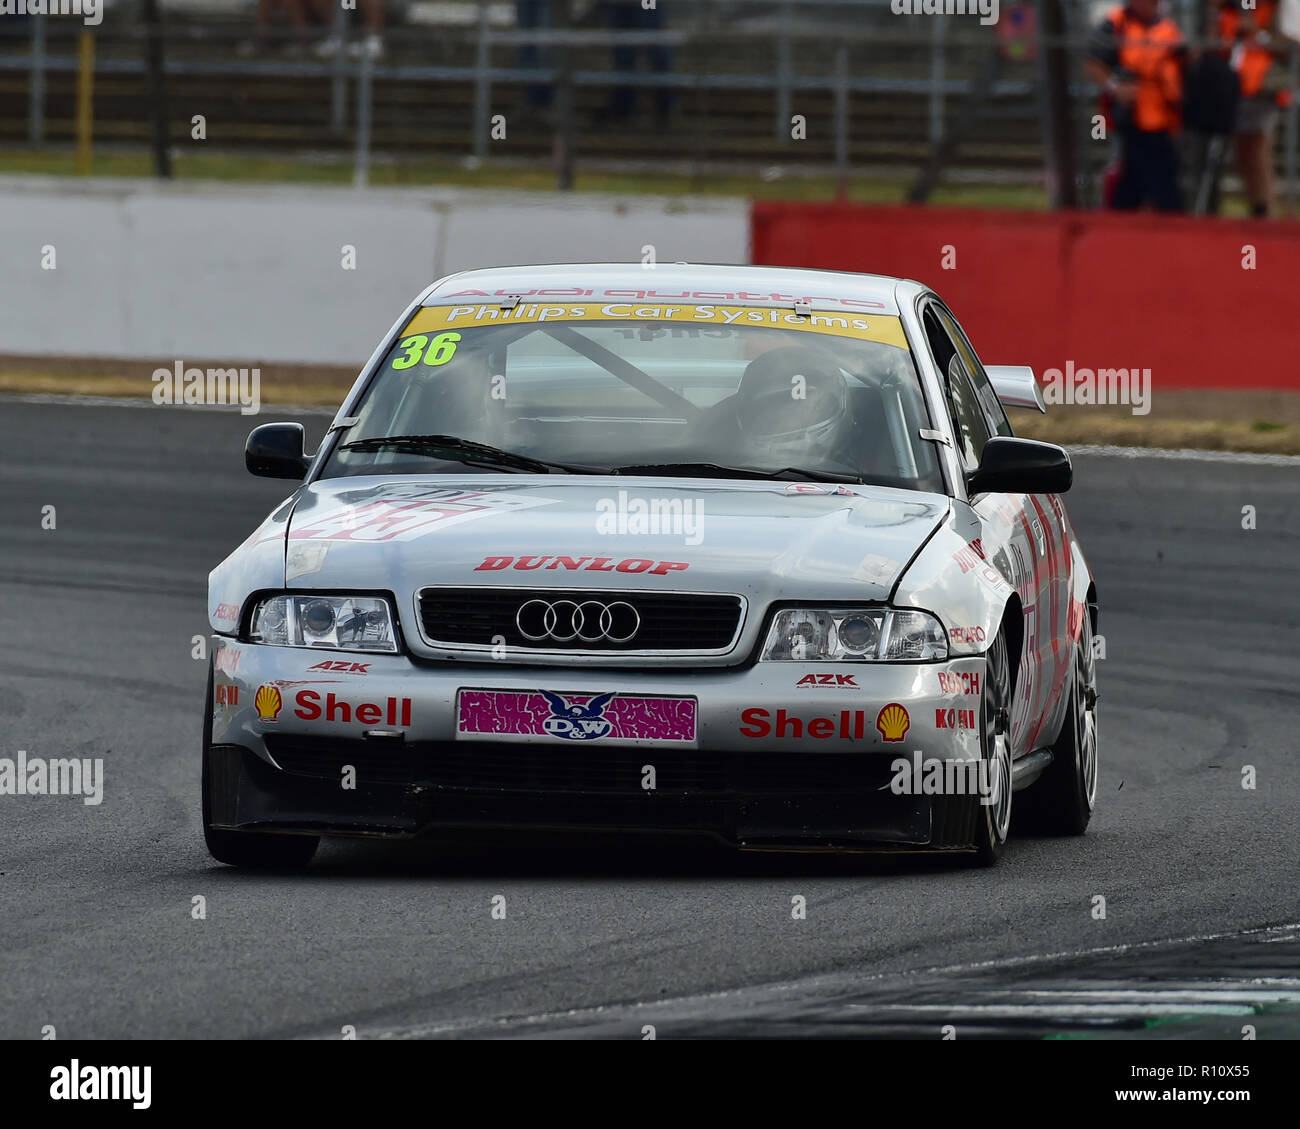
[1019,609,1098,835]
[202,665,319,870]
[970,627,1013,866]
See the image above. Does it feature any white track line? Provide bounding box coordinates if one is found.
[1068,443,1300,466]
[354,921,1300,1040]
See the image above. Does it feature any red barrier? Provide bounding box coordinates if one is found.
[751,202,1300,391]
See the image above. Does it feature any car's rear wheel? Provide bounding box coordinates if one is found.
[1018,609,1098,835]
[202,664,319,870]
[970,628,1013,866]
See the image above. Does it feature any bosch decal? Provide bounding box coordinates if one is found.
[937,671,982,696]
[214,648,242,675]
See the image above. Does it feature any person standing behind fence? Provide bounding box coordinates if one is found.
[604,0,674,124]
[1085,0,1186,211]
[517,1,553,108]
[1214,0,1294,217]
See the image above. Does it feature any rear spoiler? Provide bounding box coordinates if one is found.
[986,365,1046,414]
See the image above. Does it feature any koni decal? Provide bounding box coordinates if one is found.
[937,708,978,730]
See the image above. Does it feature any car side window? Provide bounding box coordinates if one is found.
[923,307,990,471]
[936,307,1012,438]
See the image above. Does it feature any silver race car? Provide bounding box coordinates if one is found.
[204,264,1098,868]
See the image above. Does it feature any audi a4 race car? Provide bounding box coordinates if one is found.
[204,263,1098,869]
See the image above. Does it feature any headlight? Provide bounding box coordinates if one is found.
[761,608,948,662]
[250,595,398,653]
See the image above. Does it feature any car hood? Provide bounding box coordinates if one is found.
[282,475,949,604]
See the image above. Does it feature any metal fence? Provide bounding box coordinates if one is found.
[1,0,1296,211]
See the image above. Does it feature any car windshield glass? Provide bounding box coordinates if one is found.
[320,303,944,492]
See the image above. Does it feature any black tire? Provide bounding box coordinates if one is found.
[202,663,319,870]
[1018,609,1098,835]
[970,628,1013,866]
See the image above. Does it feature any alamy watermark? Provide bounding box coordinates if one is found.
[1040,361,1152,416]
[0,0,101,26]
[891,0,999,27]
[50,1062,150,1109]
[889,751,994,805]
[595,489,705,546]
[151,361,261,416]
[0,750,104,805]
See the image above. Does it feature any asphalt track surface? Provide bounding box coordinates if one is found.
[1,397,1297,1039]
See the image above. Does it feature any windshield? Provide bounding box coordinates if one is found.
[321,302,944,492]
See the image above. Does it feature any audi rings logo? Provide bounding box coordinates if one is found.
[515,599,641,645]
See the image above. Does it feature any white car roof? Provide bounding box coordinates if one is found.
[422,263,913,316]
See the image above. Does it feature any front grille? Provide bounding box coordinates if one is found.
[265,736,895,796]
[416,587,744,652]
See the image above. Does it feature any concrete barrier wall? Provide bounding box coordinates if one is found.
[753,201,1299,391]
[1,177,750,366]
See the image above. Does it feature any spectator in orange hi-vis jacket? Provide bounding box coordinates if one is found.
[1085,0,1187,211]
[1214,0,1295,217]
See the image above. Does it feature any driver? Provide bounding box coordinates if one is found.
[730,345,858,467]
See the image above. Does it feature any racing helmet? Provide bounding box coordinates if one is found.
[734,345,851,459]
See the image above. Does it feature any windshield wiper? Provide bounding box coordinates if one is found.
[339,434,604,475]
[610,462,863,483]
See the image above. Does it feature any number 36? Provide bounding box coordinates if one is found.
[392,331,462,370]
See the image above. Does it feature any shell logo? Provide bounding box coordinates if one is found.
[876,702,910,743]
[254,684,283,722]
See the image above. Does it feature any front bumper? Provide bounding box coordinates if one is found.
[209,638,990,850]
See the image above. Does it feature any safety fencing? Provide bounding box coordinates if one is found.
[753,199,1300,390]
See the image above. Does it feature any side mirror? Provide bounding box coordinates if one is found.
[985,365,1046,413]
[968,436,1072,496]
[246,422,311,480]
